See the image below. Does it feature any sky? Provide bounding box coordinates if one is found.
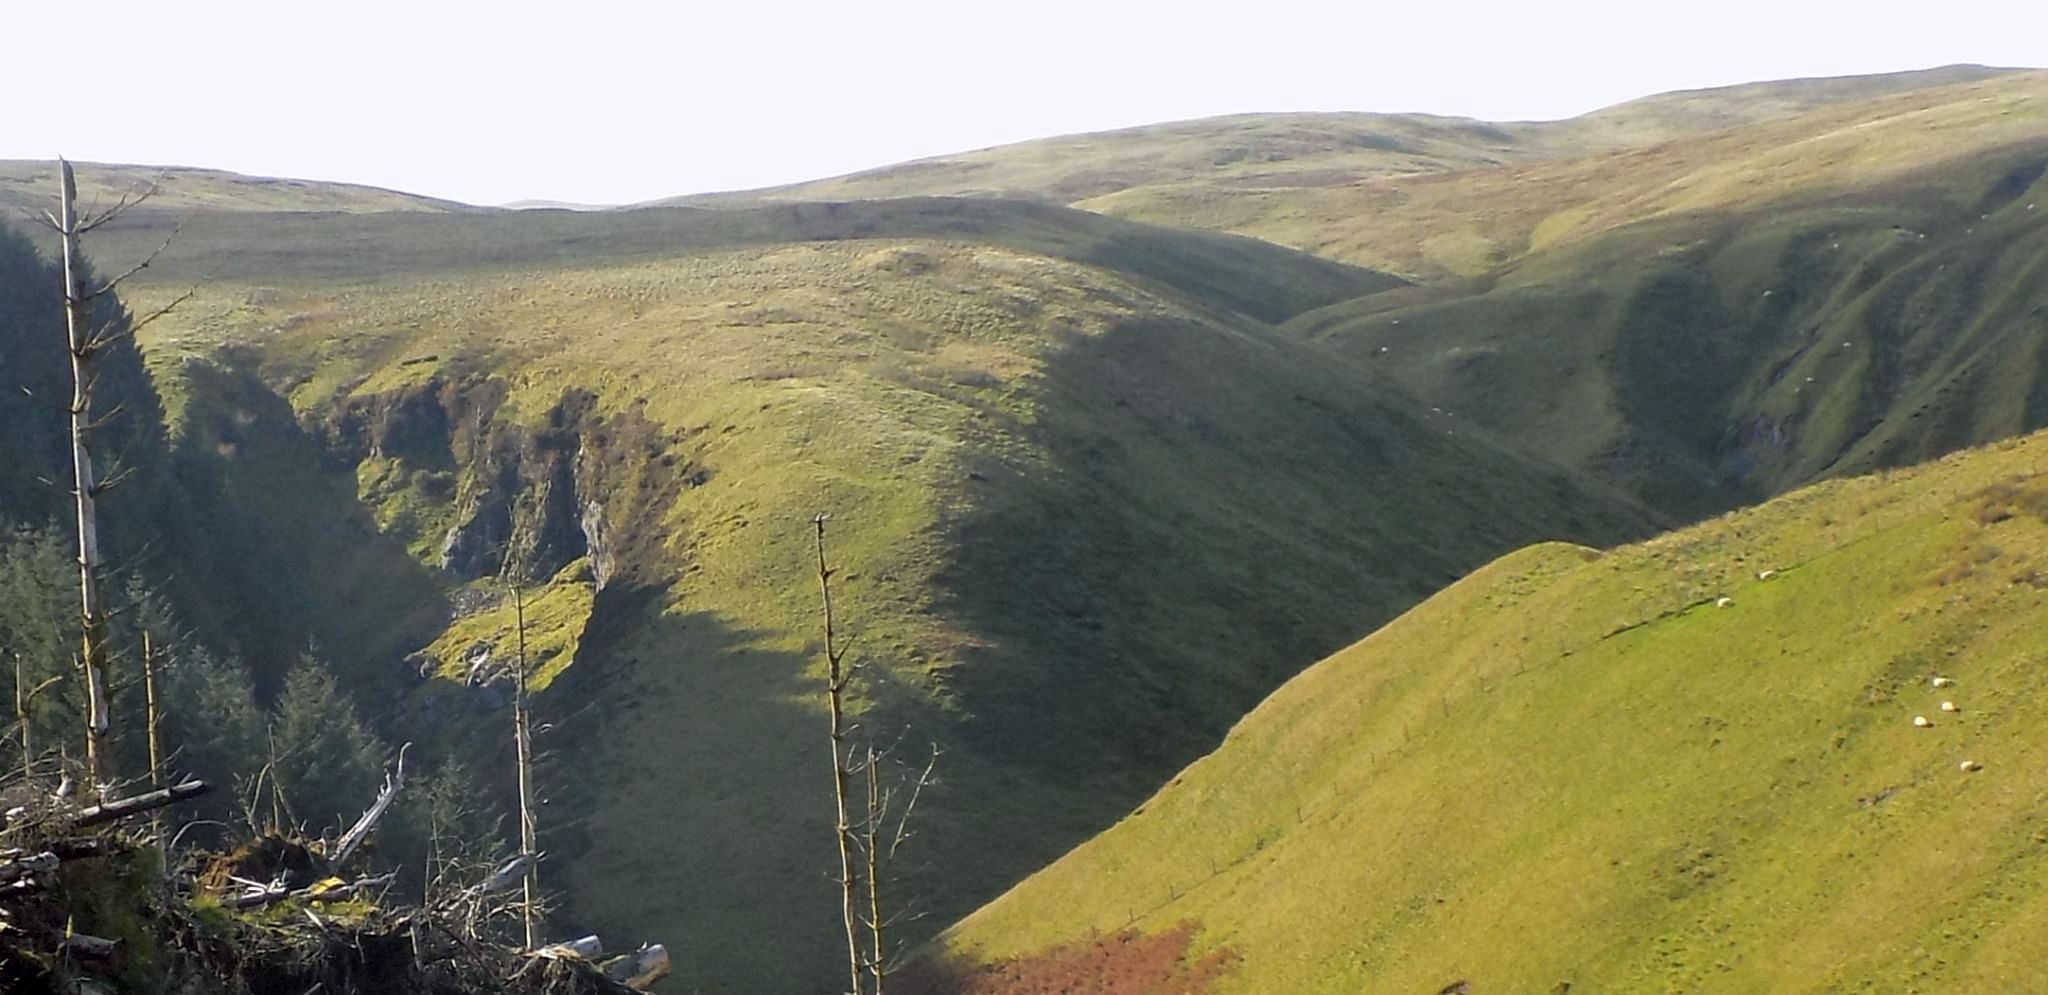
[7,0,2044,206]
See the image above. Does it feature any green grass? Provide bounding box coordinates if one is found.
[61,194,1649,994]
[935,429,2048,993]
[1093,70,2048,280]
[11,63,2043,993]
[1282,142,2048,519]
[674,67,2038,283]
[424,570,597,691]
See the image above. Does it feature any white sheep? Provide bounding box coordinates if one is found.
[1960,760,1984,772]
[1715,596,1735,608]
[1931,676,1956,688]
[1913,715,1933,728]
[1757,569,1777,581]
[1940,701,1960,713]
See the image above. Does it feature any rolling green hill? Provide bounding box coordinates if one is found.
[1089,69,2048,279]
[54,195,1650,993]
[676,66,2030,280]
[1285,131,2048,518]
[925,428,2048,994]
[9,61,2047,995]
[0,160,474,214]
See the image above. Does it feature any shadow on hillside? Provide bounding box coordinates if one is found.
[162,357,448,696]
[542,562,1146,994]
[537,578,889,995]
[922,315,1655,907]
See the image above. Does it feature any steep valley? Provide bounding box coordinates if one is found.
[52,199,1651,992]
[4,62,2048,995]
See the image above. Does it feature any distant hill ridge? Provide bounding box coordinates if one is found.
[664,64,2025,214]
[0,161,476,214]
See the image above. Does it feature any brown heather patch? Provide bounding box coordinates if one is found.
[899,923,1240,995]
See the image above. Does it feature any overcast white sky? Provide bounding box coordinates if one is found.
[7,0,2043,206]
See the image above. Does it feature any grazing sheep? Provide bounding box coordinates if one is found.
[1757,569,1778,581]
[1715,596,1735,608]
[1913,715,1934,728]
[1941,701,1960,713]
[1960,760,1984,772]
[1931,676,1955,688]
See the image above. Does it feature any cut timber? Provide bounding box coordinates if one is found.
[69,780,209,828]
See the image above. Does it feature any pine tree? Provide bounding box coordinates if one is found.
[268,660,386,832]
[160,648,266,795]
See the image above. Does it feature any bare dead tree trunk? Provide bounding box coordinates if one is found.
[143,628,165,858]
[33,162,188,802]
[863,745,886,995]
[14,653,30,783]
[55,161,111,800]
[511,578,540,951]
[8,652,63,785]
[496,481,549,951]
[812,514,866,995]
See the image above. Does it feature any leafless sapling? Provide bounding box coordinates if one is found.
[859,739,939,995]
[812,514,940,995]
[499,483,548,951]
[812,514,866,995]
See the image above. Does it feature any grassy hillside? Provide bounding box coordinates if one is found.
[62,195,1650,993]
[78,196,1397,326]
[676,67,2016,212]
[12,63,2040,993]
[675,67,2032,282]
[674,113,1580,206]
[1091,69,2048,279]
[1285,136,2048,517]
[0,160,473,214]
[928,428,2048,994]
[1565,63,2017,146]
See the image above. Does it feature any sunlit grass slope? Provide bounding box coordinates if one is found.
[1285,138,2048,517]
[1091,69,2048,279]
[673,66,2030,282]
[678,67,2012,209]
[938,429,2048,994]
[87,197,1649,993]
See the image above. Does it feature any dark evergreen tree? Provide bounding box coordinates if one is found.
[268,659,387,833]
[159,648,266,793]
[0,526,83,769]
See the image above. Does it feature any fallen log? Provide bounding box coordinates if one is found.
[59,932,121,960]
[70,780,209,829]
[0,852,57,885]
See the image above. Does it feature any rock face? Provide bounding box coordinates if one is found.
[320,377,702,590]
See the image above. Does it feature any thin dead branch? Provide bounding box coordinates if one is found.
[812,513,866,995]
[330,743,409,868]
